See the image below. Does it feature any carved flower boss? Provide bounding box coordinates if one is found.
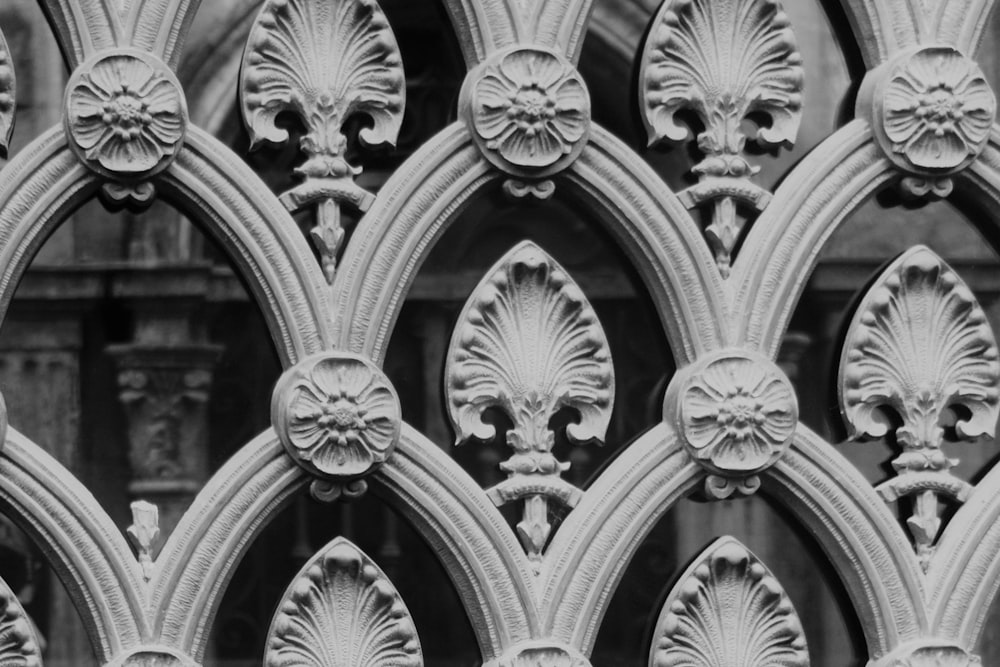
[66,52,186,176]
[673,351,797,474]
[272,352,401,479]
[878,46,995,173]
[465,48,590,174]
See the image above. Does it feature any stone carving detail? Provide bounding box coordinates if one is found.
[127,500,160,582]
[492,642,591,667]
[667,350,798,499]
[265,536,422,667]
[0,575,42,667]
[0,27,15,156]
[649,537,808,667]
[840,246,999,567]
[461,47,590,181]
[65,51,187,184]
[106,646,199,667]
[272,352,401,500]
[639,0,803,276]
[873,641,980,667]
[240,0,405,283]
[445,241,613,560]
[867,46,995,198]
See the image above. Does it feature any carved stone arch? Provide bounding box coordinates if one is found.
[731,120,891,357]
[0,124,333,365]
[543,423,926,657]
[334,122,724,366]
[930,443,1000,646]
[0,428,147,663]
[36,0,120,66]
[154,425,537,662]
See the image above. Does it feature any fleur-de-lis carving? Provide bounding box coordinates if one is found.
[0,26,15,157]
[639,0,803,276]
[649,537,808,667]
[840,246,1000,567]
[266,536,422,667]
[240,0,405,283]
[0,574,42,667]
[445,241,614,561]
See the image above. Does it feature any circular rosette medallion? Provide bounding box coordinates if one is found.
[272,352,401,480]
[870,45,995,175]
[669,350,798,477]
[65,50,187,178]
[461,46,590,177]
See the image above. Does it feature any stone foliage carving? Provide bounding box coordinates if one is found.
[873,641,981,667]
[65,51,186,178]
[445,241,613,559]
[866,46,995,197]
[106,646,199,667]
[241,0,405,282]
[667,349,797,498]
[840,246,999,566]
[462,47,590,179]
[0,27,14,156]
[492,642,591,667]
[639,0,803,276]
[272,352,401,497]
[0,575,42,667]
[127,500,160,582]
[265,536,421,667]
[649,537,808,667]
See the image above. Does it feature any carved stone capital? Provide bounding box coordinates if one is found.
[460,47,591,178]
[106,344,221,495]
[871,640,980,667]
[666,349,798,497]
[487,641,591,667]
[106,646,200,667]
[272,351,402,485]
[861,46,995,189]
[65,49,187,181]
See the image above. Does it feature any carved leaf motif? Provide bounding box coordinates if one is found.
[0,575,42,667]
[649,537,808,667]
[240,0,405,172]
[445,241,614,455]
[0,26,14,156]
[266,537,422,667]
[839,246,1000,465]
[640,0,803,158]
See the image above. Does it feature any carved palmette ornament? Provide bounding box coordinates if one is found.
[667,349,797,498]
[639,0,803,276]
[649,537,808,667]
[461,47,590,180]
[265,536,422,667]
[240,0,405,282]
[272,352,401,500]
[864,46,995,197]
[0,26,15,156]
[840,246,999,565]
[445,241,613,559]
[0,573,42,667]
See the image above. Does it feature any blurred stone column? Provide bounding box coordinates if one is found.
[107,297,221,546]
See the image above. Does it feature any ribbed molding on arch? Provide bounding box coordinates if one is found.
[373,425,539,659]
[440,0,594,66]
[333,122,723,366]
[121,0,203,68]
[0,127,97,329]
[731,120,892,358]
[160,126,333,366]
[540,423,697,650]
[156,424,537,662]
[929,450,1000,646]
[0,428,146,662]
[38,0,120,66]
[764,427,927,655]
[154,431,305,658]
[543,424,925,657]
